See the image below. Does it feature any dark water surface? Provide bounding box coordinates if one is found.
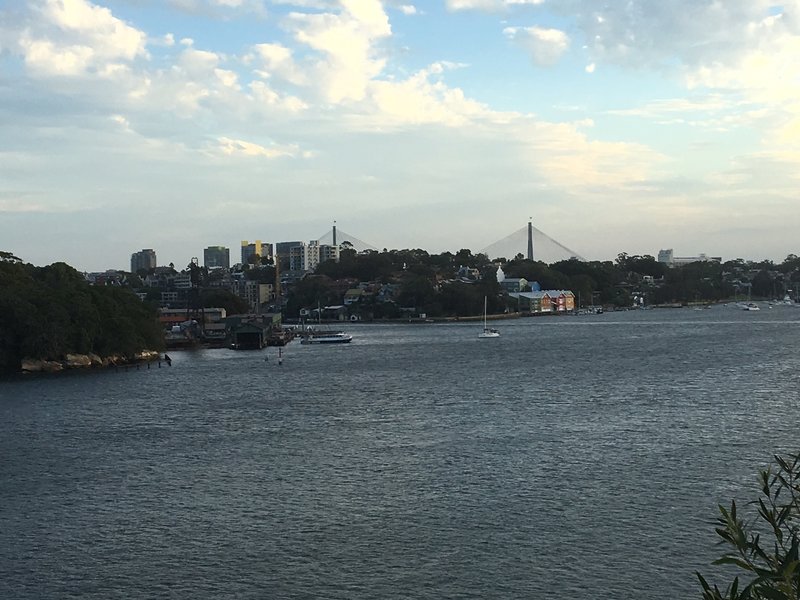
[2,307,800,599]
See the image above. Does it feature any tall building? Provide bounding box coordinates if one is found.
[131,249,157,273]
[204,246,230,269]
[287,240,340,272]
[259,242,274,263]
[241,240,260,265]
[241,240,274,265]
[306,240,339,271]
[288,243,306,272]
[275,241,301,270]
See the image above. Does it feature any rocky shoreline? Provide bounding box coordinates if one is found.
[21,350,162,374]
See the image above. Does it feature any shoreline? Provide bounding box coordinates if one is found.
[19,350,166,375]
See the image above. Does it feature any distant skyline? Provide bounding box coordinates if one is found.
[2,0,799,271]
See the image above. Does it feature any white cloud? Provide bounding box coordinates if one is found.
[517,119,666,189]
[446,0,544,10]
[0,198,50,213]
[16,0,147,77]
[363,63,495,128]
[283,0,391,103]
[216,137,301,158]
[504,26,569,66]
[249,80,308,111]
[250,42,309,85]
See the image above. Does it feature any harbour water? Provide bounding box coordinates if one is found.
[2,306,799,599]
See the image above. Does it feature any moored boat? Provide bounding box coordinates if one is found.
[300,330,353,344]
[478,296,500,338]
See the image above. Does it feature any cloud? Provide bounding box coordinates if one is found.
[250,42,309,86]
[679,14,800,164]
[17,0,147,77]
[563,0,796,70]
[0,198,50,213]
[518,119,666,189]
[446,0,544,10]
[216,137,302,158]
[504,26,569,66]
[283,0,392,103]
[361,62,497,128]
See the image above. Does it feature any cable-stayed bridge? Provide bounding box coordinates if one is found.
[313,223,582,263]
[316,227,377,253]
[481,225,584,263]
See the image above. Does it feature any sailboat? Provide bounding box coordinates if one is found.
[478,296,500,338]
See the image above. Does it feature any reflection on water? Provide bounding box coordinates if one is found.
[1,307,799,599]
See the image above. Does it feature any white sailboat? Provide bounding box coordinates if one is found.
[479,296,500,338]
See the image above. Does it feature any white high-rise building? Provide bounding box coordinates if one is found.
[287,241,340,272]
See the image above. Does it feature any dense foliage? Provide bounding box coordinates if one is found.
[285,249,800,318]
[0,253,163,371]
[698,452,800,600]
[200,289,249,315]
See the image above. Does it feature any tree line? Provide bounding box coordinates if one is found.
[286,248,800,317]
[0,252,163,372]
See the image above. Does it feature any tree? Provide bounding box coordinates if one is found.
[0,257,163,370]
[698,452,800,600]
[751,270,775,299]
[200,289,249,315]
[0,251,22,263]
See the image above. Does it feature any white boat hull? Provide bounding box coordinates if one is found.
[300,333,353,344]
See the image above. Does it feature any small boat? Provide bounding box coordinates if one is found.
[479,296,500,338]
[741,302,760,311]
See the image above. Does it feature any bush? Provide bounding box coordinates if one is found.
[698,452,800,599]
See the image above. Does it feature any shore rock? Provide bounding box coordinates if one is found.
[64,354,92,368]
[21,358,43,372]
[21,350,162,373]
[21,359,63,373]
[133,350,159,362]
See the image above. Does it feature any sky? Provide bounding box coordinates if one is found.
[1,0,799,271]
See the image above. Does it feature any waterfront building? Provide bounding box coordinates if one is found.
[204,246,230,269]
[500,277,530,293]
[131,249,157,274]
[509,290,575,314]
